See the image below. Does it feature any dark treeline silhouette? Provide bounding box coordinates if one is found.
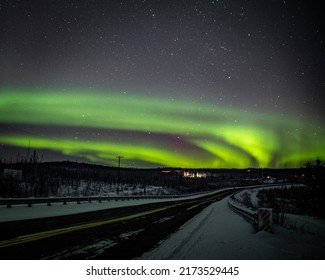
[0,151,308,198]
[254,159,325,217]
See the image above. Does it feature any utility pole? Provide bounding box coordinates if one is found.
[26,140,31,163]
[116,156,123,194]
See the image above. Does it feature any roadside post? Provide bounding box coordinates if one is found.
[258,208,273,232]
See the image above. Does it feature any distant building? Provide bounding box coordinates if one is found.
[183,170,207,178]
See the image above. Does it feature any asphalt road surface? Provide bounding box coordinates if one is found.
[0,190,232,259]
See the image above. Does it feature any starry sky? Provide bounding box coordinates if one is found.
[0,0,324,168]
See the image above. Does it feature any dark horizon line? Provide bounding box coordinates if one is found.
[1,159,312,171]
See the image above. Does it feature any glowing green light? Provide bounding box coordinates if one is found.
[0,89,324,168]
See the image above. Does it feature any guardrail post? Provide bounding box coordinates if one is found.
[258,208,273,232]
[7,204,12,208]
[28,202,32,207]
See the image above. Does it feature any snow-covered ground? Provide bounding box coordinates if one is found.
[232,184,304,210]
[233,188,260,209]
[139,195,325,259]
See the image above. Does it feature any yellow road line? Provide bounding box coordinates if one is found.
[0,204,181,249]
[0,193,226,249]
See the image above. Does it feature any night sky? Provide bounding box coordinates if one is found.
[0,0,324,168]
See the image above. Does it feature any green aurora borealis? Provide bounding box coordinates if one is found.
[0,89,323,168]
[1,1,324,169]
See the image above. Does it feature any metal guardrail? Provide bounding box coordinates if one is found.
[1,183,289,209]
[0,194,187,208]
[228,183,301,231]
[228,195,259,230]
[0,187,238,208]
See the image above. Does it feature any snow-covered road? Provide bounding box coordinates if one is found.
[1,187,324,260]
[139,197,325,259]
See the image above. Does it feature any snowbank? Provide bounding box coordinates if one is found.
[138,197,325,259]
